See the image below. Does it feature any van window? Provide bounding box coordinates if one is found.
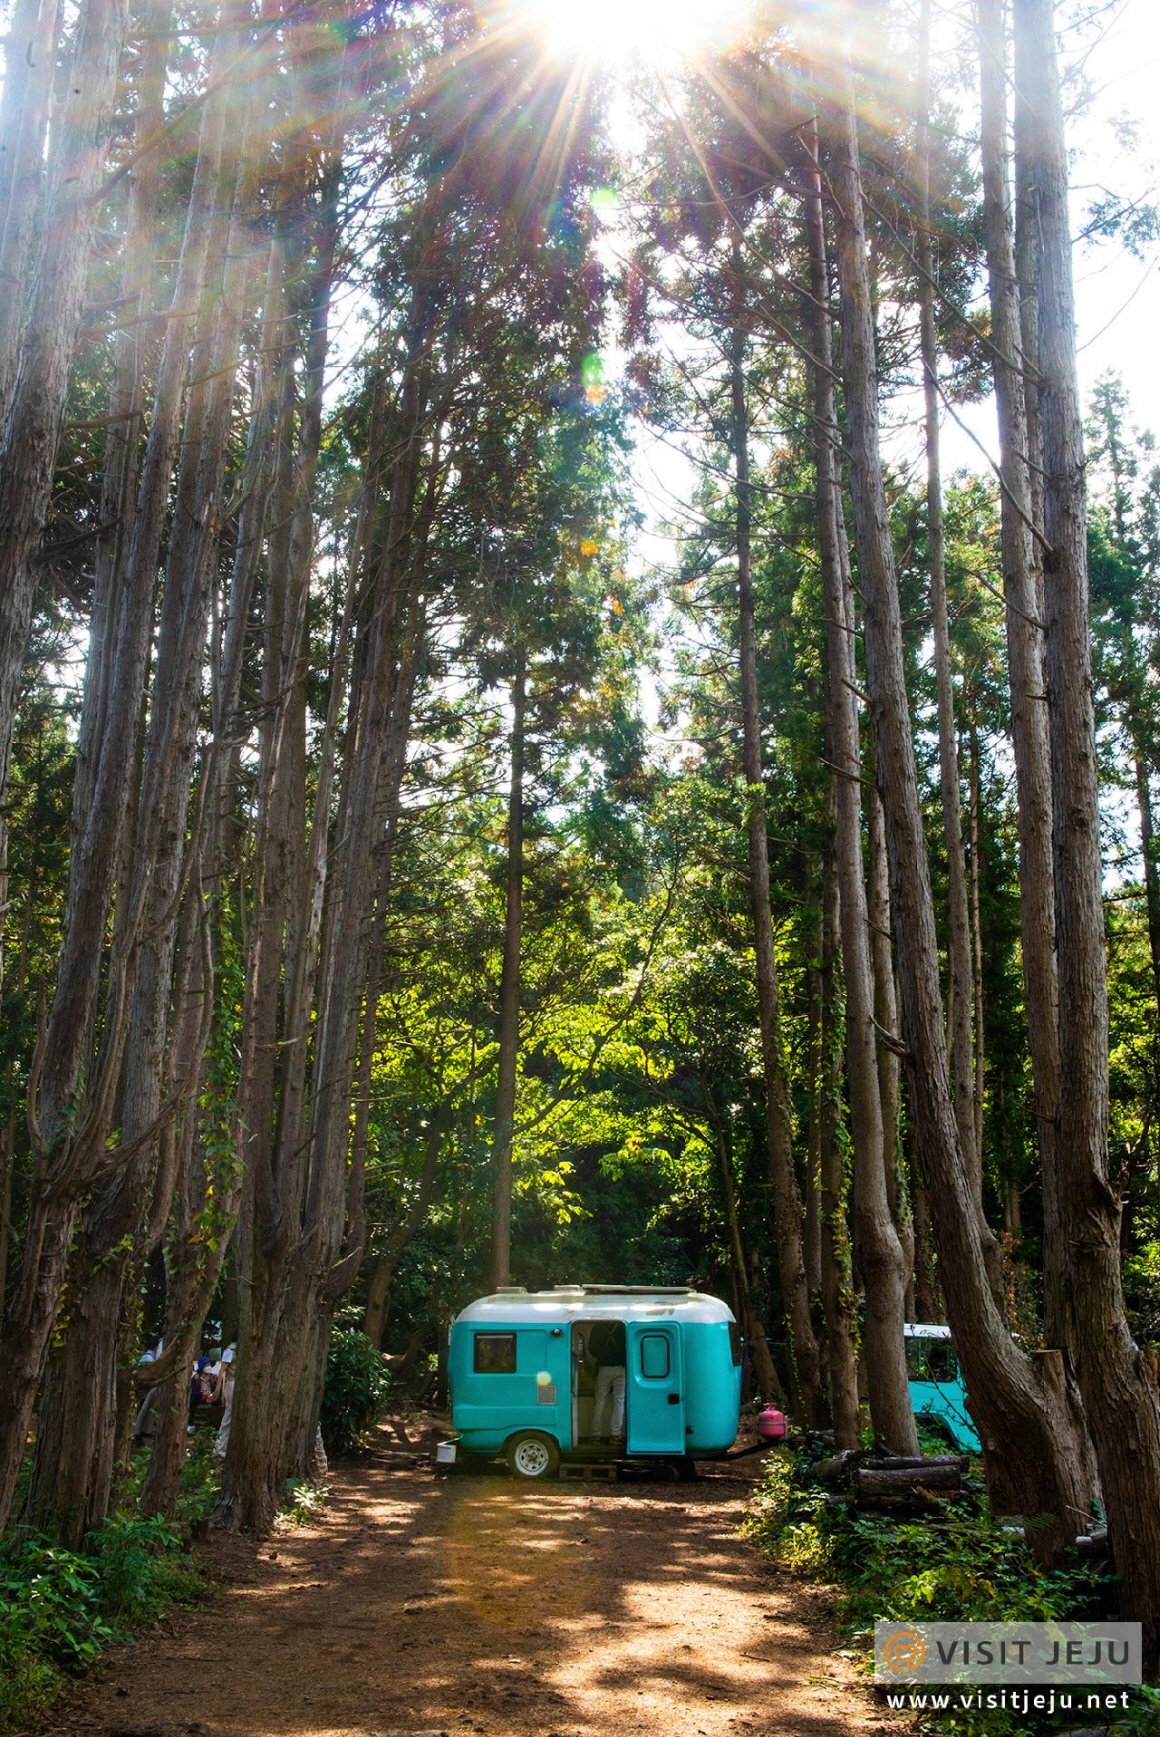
[905,1337,958,1382]
[640,1333,670,1379]
[926,1339,958,1382]
[474,1333,517,1373]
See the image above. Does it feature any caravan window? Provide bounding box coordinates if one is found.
[926,1339,958,1382]
[905,1336,958,1382]
[474,1333,517,1373]
[639,1333,670,1379]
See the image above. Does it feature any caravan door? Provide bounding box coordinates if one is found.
[626,1322,685,1454]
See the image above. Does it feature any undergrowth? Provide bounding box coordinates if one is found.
[320,1317,392,1455]
[0,1436,221,1732]
[746,1446,1160,1737]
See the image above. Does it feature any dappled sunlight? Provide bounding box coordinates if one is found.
[64,1453,890,1737]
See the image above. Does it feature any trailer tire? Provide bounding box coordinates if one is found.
[505,1432,560,1480]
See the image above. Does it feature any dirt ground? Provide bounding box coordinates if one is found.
[49,1425,901,1737]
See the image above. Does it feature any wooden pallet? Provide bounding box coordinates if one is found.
[560,1461,619,1481]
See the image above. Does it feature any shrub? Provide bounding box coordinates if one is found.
[745,1447,1144,1737]
[0,1475,211,1731]
[320,1324,391,1455]
[87,1512,203,1624]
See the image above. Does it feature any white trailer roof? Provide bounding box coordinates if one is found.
[453,1285,736,1326]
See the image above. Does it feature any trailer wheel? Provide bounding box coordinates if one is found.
[505,1432,560,1480]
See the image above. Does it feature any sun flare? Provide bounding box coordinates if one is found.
[512,0,755,69]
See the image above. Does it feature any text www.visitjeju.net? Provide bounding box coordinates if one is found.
[883,1689,1134,1715]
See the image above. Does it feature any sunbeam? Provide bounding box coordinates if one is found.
[493,0,757,70]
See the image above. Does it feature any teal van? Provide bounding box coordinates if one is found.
[904,1322,980,1453]
[443,1284,742,1479]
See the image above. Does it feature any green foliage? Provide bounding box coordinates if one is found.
[320,1324,392,1455]
[0,1503,207,1731]
[279,1478,330,1527]
[86,1512,203,1624]
[746,1450,1119,1737]
[1124,1241,1160,1351]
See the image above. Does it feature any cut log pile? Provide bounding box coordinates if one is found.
[812,1450,970,1514]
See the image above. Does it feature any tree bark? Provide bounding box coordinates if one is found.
[817,830,861,1449]
[802,960,823,1302]
[967,723,986,1166]
[867,785,912,1289]
[1015,0,1160,1665]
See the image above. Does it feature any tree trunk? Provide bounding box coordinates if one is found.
[730,233,825,1426]
[0,0,128,1018]
[1015,0,1160,1665]
[490,651,526,1292]
[978,0,1065,1346]
[1132,736,1160,1020]
[821,39,1096,1557]
[20,29,259,1540]
[817,826,860,1448]
[140,902,241,1520]
[802,960,823,1302]
[916,1,982,1214]
[867,785,912,1288]
[801,123,917,1452]
[0,0,61,418]
[910,1155,939,1322]
[0,0,254,1534]
[217,229,425,1533]
[967,722,986,1166]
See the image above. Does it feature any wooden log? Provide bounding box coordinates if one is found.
[854,1464,962,1496]
[855,1493,941,1511]
[863,1454,967,1473]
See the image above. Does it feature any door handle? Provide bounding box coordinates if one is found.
[667,1393,681,1404]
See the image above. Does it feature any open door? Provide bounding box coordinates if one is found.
[626,1322,685,1454]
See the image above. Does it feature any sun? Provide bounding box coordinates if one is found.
[513,0,755,69]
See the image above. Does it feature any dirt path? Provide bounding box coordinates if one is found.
[56,1439,897,1737]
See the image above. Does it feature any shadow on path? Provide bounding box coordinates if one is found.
[57,1439,898,1737]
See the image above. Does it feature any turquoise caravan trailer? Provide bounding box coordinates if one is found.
[444,1285,742,1479]
[903,1322,981,1453]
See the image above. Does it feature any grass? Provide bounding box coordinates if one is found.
[745,1444,1160,1737]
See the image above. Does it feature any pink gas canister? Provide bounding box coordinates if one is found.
[756,1404,787,1442]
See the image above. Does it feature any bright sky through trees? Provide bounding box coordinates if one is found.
[512,0,753,68]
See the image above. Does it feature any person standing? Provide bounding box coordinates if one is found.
[588,1320,626,1443]
[212,1345,236,1459]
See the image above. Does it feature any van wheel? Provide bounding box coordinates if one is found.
[505,1432,560,1480]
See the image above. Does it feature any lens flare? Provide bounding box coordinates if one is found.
[507,0,755,69]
